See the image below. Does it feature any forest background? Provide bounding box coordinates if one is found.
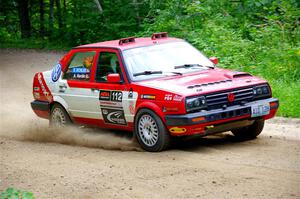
[0,0,299,117]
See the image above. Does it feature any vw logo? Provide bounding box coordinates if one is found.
[51,63,61,82]
[227,92,235,102]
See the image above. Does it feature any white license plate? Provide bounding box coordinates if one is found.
[251,103,270,117]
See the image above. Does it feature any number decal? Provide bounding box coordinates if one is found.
[99,90,122,102]
[99,90,126,125]
[111,91,122,102]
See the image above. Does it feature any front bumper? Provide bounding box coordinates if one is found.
[165,98,279,136]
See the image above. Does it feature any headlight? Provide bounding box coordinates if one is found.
[253,84,271,99]
[186,96,207,112]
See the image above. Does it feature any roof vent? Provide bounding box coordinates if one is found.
[119,37,135,45]
[151,32,168,40]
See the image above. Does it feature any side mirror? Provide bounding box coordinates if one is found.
[107,73,121,83]
[209,57,218,65]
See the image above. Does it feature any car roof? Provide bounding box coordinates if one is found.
[74,37,183,51]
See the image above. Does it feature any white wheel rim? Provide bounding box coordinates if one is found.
[51,107,67,127]
[138,114,159,147]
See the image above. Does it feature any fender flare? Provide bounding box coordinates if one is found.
[52,96,69,110]
[50,96,73,117]
[135,101,165,123]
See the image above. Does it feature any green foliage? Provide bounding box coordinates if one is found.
[0,0,299,117]
[271,81,300,117]
[1,187,35,199]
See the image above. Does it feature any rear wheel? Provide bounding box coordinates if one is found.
[134,109,170,152]
[231,119,264,140]
[50,103,71,127]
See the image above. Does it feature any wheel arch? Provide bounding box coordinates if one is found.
[49,96,73,122]
[134,101,166,125]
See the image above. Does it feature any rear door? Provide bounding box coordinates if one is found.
[57,49,101,120]
[55,48,138,128]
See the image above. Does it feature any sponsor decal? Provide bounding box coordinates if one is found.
[164,94,173,101]
[34,92,40,99]
[51,63,61,82]
[129,101,135,114]
[141,94,156,100]
[33,87,40,91]
[99,90,111,101]
[99,90,127,125]
[72,73,90,79]
[101,108,127,125]
[67,67,90,79]
[169,127,187,134]
[99,101,122,108]
[99,90,122,102]
[38,73,52,102]
[173,95,183,102]
[71,67,90,74]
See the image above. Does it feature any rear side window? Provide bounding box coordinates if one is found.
[64,51,96,81]
[95,52,122,82]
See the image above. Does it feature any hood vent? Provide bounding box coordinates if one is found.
[187,79,232,89]
[233,73,252,78]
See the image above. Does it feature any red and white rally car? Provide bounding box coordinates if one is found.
[31,32,279,151]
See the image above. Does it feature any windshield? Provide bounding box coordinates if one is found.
[122,41,214,81]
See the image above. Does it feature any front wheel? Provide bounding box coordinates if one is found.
[50,103,72,127]
[134,109,170,152]
[231,119,265,140]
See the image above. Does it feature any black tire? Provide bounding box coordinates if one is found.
[231,119,265,140]
[134,109,170,152]
[49,103,72,127]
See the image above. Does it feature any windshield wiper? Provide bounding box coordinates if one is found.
[164,71,183,76]
[133,70,163,77]
[174,64,214,69]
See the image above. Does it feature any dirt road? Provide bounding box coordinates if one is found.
[0,49,299,199]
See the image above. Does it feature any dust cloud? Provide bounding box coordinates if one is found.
[0,49,141,152]
[0,119,141,151]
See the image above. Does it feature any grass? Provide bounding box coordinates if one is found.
[1,187,35,199]
[270,80,300,118]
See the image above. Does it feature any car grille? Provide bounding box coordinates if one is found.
[205,87,254,110]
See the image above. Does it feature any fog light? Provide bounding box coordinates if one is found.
[169,127,187,134]
[205,125,214,129]
[192,116,205,123]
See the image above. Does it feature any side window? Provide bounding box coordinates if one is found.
[64,51,96,81]
[95,52,122,82]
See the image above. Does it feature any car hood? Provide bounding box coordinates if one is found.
[135,68,267,96]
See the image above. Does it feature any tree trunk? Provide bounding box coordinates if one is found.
[17,0,31,38]
[63,0,67,27]
[132,0,141,27]
[55,0,63,29]
[39,0,45,37]
[93,0,103,13]
[49,0,54,35]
